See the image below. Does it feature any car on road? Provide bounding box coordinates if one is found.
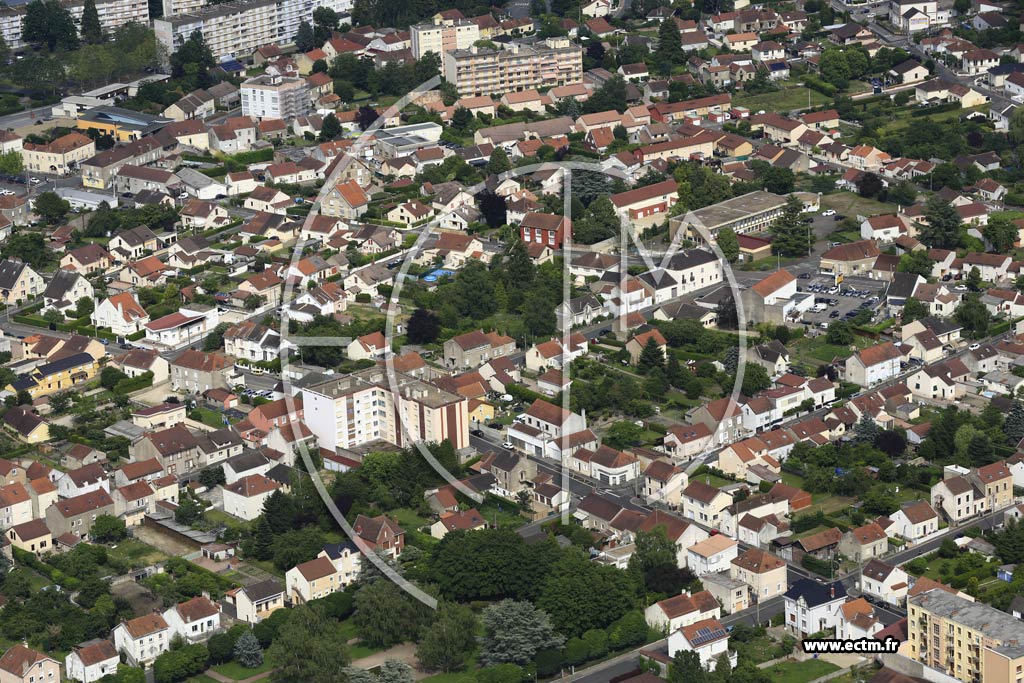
[501,441,514,449]
[821,209,836,217]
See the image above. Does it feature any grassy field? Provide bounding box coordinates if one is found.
[107,539,169,568]
[212,661,274,680]
[762,659,841,683]
[820,192,898,218]
[879,105,986,134]
[735,86,832,113]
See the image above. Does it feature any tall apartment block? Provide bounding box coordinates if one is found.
[153,0,351,63]
[300,367,470,454]
[0,0,149,51]
[441,38,584,97]
[240,75,310,119]
[908,588,1024,683]
[409,15,479,60]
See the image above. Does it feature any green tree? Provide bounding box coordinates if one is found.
[955,295,990,338]
[825,321,854,345]
[668,650,708,683]
[203,322,231,352]
[80,0,104,43]
[353,580,431,647]
[234,630,263,668]
[898,249,933,277]
[770,196,812,257]
[33,191,71,224]
[416,602,478,672]
[637,336,665,373]
[655,18,683,67]
[717,227,739,263]
[91,514,127,542]
[603,420,644,449]
[22,0,79,51]
[294,20,315,51]
[479,600,564,667]
[2,232,52,269]
[486,147,511,176]
[268,605,350,683]
[966,266,982,291]
[320,113,342,141]
[918,195,962,249]
[741,362,771,396]
[0,150,23,176]
[901,297,928,324]
[1005,401,1024,446]
[984,215,1018,253]
[153,644,208,683]
[853,413,881,444]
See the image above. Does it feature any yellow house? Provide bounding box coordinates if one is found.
[285,557,340,603]
[7,352,99,399]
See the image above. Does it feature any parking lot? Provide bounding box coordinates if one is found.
[796,273,886,327]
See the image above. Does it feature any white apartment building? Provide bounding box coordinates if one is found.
[410,15,479,59]
[0,0,149,51]
[301,367,470,453]
[442,38,584,97]
[154,0,351,63]
[241,75,311,120]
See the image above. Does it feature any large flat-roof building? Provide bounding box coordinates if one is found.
[301,367,470,453]
[153,0,351,63]
[669,191,791,245]
[0,0,149,51]
[240,75,310,120]
[410,15,479,60]
[908,588,1024,683]
[442,38,583,97]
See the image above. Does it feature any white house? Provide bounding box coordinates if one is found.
[687,535,739,574]
[644,590,721,633]
[113,613,171,667]
[859,559,910,606]
[783,579,846,636]
[162,597,221,644]
[65,640,120,683]
[888,500,939,543]
[666,618,736,671]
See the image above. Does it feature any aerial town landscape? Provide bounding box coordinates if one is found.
[0,0,1021,681]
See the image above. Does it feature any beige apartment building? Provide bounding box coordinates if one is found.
[909,589,1024,683]
[22,132,96,176]
[442,38,583,97]
[301,367,470,453]
[0,0,148,50]
[410,15,479,59]
[241,75,310,120]
[154,0,350,63]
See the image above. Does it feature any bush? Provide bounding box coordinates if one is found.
[534,648,563,678]
[476,664,525,683]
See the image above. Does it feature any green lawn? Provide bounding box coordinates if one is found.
[107,539,169,568]
[820,191,898,218]
[212,661,274,680]
[879,105,986,134]
[762,659,840,683]
[735,86,831,113]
